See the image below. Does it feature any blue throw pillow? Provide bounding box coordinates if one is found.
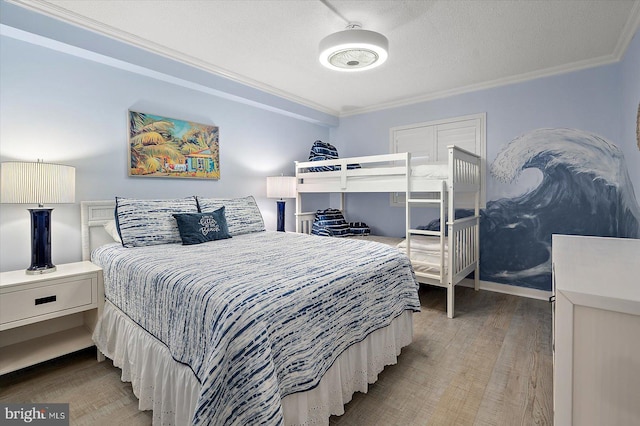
[173,208,231,245]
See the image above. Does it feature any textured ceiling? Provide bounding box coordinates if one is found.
[8,0,640,116]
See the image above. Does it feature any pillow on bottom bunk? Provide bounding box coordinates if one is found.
[349,222,370,236]
[418,209,476,235]
[312,209,352,237]
[396,235,447,253]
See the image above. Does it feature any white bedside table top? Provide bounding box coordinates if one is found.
[0,261,102,288]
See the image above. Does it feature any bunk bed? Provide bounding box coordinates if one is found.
[295,145,481,318]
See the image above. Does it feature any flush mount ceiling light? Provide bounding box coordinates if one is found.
[319,22,388,72]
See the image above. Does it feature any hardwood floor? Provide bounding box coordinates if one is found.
[329,285,553,426]
[0,348,153,425]
[0,285,553,425]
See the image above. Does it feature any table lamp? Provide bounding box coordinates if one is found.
[0,160,76,274]
[266,176,296,232]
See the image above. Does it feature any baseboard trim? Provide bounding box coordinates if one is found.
[457,278,552,301]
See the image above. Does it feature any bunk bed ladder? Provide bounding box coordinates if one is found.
[406,176,448,293]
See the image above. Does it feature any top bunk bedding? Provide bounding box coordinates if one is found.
[295,145,480,194]
[91,230,420,425]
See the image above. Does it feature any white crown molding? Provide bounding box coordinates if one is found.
[6,0,639,120]
[341,4,640,118]
[613,0,640,60]
[340,53,620,117]
[4,0,339,118]
[0,23,335,126]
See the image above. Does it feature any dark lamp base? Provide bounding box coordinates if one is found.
[26,265,57,275]
[276,200,286,232]
[27,208,56,275]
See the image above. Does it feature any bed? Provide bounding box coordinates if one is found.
[295,145,481,318]
[81,196,420,425]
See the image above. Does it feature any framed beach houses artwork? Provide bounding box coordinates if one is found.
[128,110,220,179]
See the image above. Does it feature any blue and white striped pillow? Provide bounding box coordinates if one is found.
[115,197,199,247]
[309,140,339,172]
[311,208,352,237]
[308,140,362,172]
[196,195,265,236]
[349,222,370,236]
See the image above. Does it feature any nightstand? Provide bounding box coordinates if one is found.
[0,261,104,375]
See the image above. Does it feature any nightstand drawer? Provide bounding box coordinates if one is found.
[0,278,94,326]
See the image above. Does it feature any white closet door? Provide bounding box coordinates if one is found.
[434,117,481,161]
[390,113,486,206]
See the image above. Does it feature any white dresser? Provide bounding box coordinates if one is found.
[552,235,640,426]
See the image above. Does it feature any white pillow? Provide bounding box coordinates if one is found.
[396,235,447,253]
[103,220,122,243]
[411,164,448,179]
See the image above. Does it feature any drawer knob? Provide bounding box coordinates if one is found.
[35,295,57,305]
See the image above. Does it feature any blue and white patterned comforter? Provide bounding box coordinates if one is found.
[92,231,420,425]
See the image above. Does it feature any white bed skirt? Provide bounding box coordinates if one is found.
[93,301,414,425]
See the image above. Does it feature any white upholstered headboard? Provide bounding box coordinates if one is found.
[81,200,117,261]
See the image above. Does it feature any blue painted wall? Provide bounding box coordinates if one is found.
[0,6,331,271]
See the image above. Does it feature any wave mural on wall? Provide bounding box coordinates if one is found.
[481,128,640,290]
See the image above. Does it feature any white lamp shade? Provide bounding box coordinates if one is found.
[0,161,76,205]
[266,176,296,199]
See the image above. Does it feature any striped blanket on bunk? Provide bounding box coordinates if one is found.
[308,140,361,171]
[92,231,420,425]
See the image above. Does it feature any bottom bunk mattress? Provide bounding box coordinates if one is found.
[351,235,447,276]
[396,235,448,275]
[91,231,420,425]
